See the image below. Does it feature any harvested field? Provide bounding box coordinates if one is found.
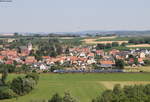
[59,37,74,39]
[98,36,117,39]
[127,44,150,47]
[83,38,128,44]
[100,81,150,89]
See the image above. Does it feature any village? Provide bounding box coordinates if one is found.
[0,40,150,73]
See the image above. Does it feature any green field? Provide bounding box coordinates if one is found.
[2,73,150,102]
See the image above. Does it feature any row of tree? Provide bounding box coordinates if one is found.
[129,37,150,44]
[96,42,126,50]
[92,84,150,102]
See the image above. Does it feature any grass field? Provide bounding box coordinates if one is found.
[2,73,150,102]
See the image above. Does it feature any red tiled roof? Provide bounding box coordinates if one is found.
[42,56,50,59]
[109,49,120,55]
[129,58,134,63]
[88,53,94,57]
[5,60,13,64]
[0,56,5,60]
[138,58,143,62]
[100,60,115,65]
[25,56,37,64]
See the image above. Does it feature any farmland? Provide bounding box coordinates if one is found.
[126,44,150,48]
[82,38,128,44]
[2,73,150,102]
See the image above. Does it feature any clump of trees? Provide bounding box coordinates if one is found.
[92,84,150,102]
[0,71,39,99]
[0,64,31,74]
[48,92,78,102]
[115,59,125,69]
[11,73,39,96]
[129,37,150,44]
[96,42,123,50]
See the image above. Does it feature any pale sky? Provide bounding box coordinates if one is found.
[0,0,150,32]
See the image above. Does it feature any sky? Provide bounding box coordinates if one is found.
[0,0,150,32]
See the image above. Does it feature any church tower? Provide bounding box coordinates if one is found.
[28,42,32,51]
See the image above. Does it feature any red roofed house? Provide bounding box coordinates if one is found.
[109,49,120,56]
[25,56,37,64]
[5,59,13,64]
[87,53,95,58]
[0,56,5,61]
[95,50,104,56]
[100,60,115,68]
[138,58,144,64]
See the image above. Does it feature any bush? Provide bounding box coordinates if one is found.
[11,76,36,95]
[0,86,16,99]
[25,73,39,84]
[48,93,63,102]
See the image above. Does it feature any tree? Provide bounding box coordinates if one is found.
[1,68,8,85]
[96,44,105,50]
[113,84,122,94]
[92,84,150,102]
[10,77,23,95]
[0,86,16,99]
[115,59,125,69]
[99,90,114,102]
[50,51,57,57]
[48,93,63,102]
[14,32,19,37]
[112,42,119,47]
[25,73,39,84]
[105,43,112,49]
[65,47,70,54]
[121,42,126,47]
[63,92,78,102]
[11,77,36,95]
[144,60,150,66]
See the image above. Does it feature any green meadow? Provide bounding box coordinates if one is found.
[2,73,150,102]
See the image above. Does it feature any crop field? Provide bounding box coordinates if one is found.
[2,73,150,102]
[126,44,150,48]
[82,37,129,45]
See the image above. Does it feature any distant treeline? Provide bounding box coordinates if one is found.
[95,34,117,37]
[129,37,150,44]
[47,34,80,37]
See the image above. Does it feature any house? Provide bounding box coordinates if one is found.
[0,50,18,57]
[109,49,120,56]
[117,51,130,59]
[87,53,94,58]
[40,64,48,70]
[139,52,146,58]
[5,59,13,64]
[99,60,115,68]
[95,50,104,56]
[87,58,96,65]
[19,46,30,56]
[138,58,144,65]
[79,52,86,58]
[0,56,5,60]
[25,56,37,64]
